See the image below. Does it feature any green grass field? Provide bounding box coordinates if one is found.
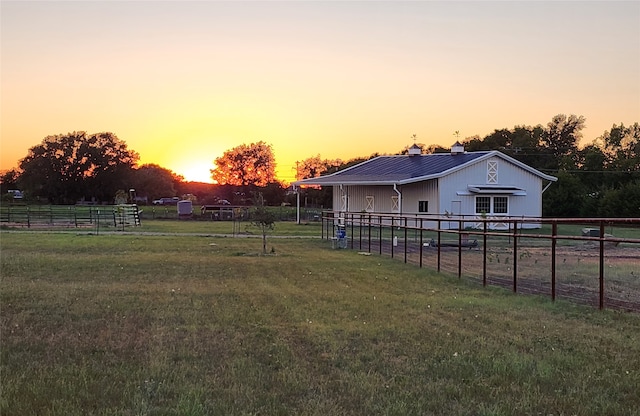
[1,230,639,415]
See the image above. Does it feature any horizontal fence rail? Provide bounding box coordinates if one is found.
[0,204,141,230]
[0,203,323,225]
[322,211,640,313]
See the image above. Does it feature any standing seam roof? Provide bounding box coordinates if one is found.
[293,151,556,185]
[341,152,490,179]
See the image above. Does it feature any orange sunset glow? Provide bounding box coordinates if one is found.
[1,1,639,184]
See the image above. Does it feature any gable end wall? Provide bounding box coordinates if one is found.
[438,156,544,217]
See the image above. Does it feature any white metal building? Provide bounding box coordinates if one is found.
[293,143,557,229]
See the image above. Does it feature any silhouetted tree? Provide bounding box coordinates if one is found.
[601,122,640,173]
[540,114,585,170]
[509,125,546,167]
[18,131,138,204]
[542,171,587,217]
[576,144,607,190]
[0,169,20,192]
[296,155,343,181]
[295,155,343,208]
[598,180,640,217]
[258,181,287,206]
[130,164,179,202]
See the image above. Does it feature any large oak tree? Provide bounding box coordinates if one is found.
[211,141,276,187]
[18,131,139,204]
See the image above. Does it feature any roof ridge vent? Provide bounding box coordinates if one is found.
[451,141,465,155]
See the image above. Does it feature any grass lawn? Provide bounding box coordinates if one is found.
[1,231,639,415]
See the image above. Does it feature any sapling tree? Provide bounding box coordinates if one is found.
[251,192,277,254]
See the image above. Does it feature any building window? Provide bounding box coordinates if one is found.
[475,196,491,214]
[494,196,508,214]
[475,196,508,215]
[418,200,429,213]
[365,196,374,212]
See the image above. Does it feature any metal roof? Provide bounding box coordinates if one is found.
[294,151,557,186]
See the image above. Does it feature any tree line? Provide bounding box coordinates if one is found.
[1,114,638,217]
[462,115,639,217]
[0,134,286,206]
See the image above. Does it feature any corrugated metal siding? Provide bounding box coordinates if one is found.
[332,187,341,211]
[439,156,544,217]
[333,182,439,215]
[332,187,351,213]
[339,185,397,213]
[398,180,439,214]
[343,184,438,214]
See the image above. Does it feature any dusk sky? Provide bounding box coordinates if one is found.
[2,1,639,183]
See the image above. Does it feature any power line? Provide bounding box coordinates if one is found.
[539,169,640,174]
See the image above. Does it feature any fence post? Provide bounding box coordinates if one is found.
[419,218,423,268]
[390,218,395,259]
[551,221,557,302]
[379,215,383,255]
[437,219,441,273]
[483,220,487,286]
[359,213,363,251]
[599,220,605,310]
[368,214,372,253]
[404,217,408,264]
[349,213,354,249]
[513,219,518,293]
[457,219,462,278]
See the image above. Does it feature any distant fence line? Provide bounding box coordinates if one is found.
[0,203,322,226]
[0,204,140,229]
[322,211,640,313]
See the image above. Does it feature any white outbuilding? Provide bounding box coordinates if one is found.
[293,143,557,229]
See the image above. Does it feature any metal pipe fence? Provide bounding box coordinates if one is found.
[0,204,140,229]
[1,204,322,224]
[322,211,640,313]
